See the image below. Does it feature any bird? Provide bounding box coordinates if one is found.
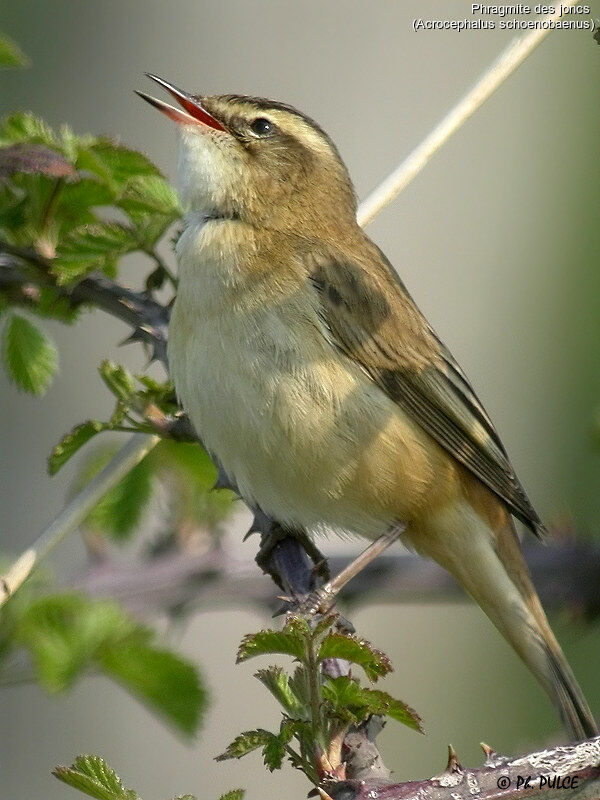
[137,73,596,741]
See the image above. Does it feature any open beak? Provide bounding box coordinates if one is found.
[136,73,226,132]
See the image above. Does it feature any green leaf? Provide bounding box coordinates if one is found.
[48,420,107,475]
[361,688,422,731]
[0,33,30,68]
[318,633,392,682]
[118,175,181,218]
[78,447,153,540]
[254,666,309,720]
[322,676,422,732]
[0,111,56,147]
[54,222,138,283]
[76,140,160,189]
[236,629,305,664]
[1,313,58,395]
[100,640,207,737]
[218,791,244,800]
[216,729,275,762]
[262,724,293,772]
[98,360,136,403]
[151,440,217,491]
[16,595,136,692]
[52,755,139,800]
[17,593,207,736]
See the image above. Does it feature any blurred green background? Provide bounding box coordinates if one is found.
[1,1,599,798]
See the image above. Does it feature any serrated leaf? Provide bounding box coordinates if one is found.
[284,615,311,640]
[262,727,291,772]
[0,111,56,147]
[16,595,136,692]
[361,688,422,731]
[1,313,58,395]
[118,175,181,218]
[216,729,274,761]
[236,629,305,664]
[98,360,136,403]
[318,633,392,682]
[0,33,30,68]
[54,222,138,282]
[76,140,160,189]
[254,666,309,720]
[218,791,244,800]
[48,420,106,475]
[52,755,139,800]
[17,593,207,736]
[100,641,207,737]
[322,676,422,732]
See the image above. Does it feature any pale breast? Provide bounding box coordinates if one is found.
[168,218,452,538]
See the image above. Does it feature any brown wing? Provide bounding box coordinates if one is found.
[305,239,545,536]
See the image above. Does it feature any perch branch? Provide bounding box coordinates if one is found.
[326,736,600,800]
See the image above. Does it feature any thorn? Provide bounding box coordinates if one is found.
[118,328,144,347]
[446,744,463,774]
[480,742,497,763]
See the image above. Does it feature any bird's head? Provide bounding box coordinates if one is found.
[137,74,357,235]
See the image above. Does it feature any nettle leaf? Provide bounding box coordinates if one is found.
[218,791,244,800]
[1,313,58,395]
[216,729,275,762]
[77,140,160,190]
[53,755,139,800]
[48,420,107,475]
[118,175,181,218]
[17,594,207,736]
[16,595,136,692]
[99,639,207,737]
[99,360,136,403]
[322,676,422,732]
[361,688,422,731]
[54,222,138,283]
[236,629,305,664]
[0,111,57,147]
[262,723,294,772]
[284,615,311,640]
[0,33,30,69]
[254,666,309,720]
[318,632,392,682]
[54,179,116,237]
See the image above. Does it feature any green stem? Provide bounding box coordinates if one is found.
[39,177,64,240]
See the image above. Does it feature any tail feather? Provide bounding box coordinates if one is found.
[411,501,597,741]
[494,518,597,741]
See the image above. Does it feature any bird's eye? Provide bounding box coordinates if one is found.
[249,117,274,137]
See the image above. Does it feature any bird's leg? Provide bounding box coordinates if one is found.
[299,523,405,616]
[253,513,330,592]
